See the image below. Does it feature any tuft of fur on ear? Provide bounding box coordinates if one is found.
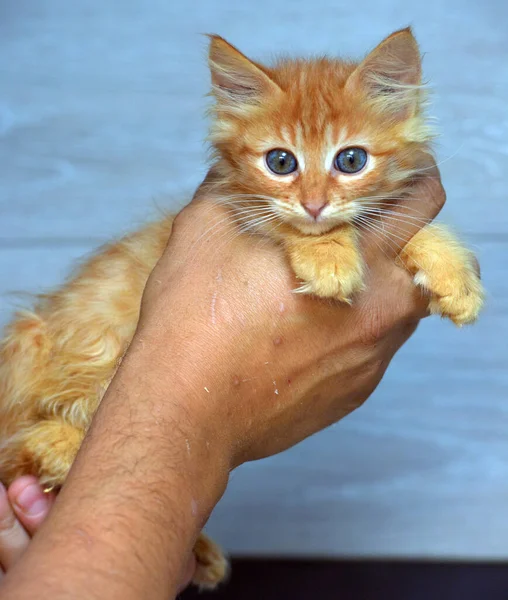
[346,27,423,120]
[208,35,281,106]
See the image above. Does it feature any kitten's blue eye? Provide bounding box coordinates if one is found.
[266,149,298,175]
[334,147,368,174]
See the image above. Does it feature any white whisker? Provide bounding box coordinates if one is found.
[353,216,395,261]
[355,215,427,273]
[360,208,430,227]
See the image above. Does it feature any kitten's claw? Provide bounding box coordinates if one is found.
[293,282,314,295]
[292,262,364,302]
[293,281,354,304]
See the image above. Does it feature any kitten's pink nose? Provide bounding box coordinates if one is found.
[302,199,327,219]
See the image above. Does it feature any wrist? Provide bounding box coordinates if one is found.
[1,340,232,600]
[115,335,232,518]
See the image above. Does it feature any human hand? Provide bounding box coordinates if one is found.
[132,163,445,469]
[0,477,54,578]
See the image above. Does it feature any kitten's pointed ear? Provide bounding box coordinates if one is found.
[208,35,281,104]
[346,28,422,119]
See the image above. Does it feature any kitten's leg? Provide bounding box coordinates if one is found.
[3,420,85,488]
[0,308,106,488]
[283,225,365,301]
[192,532,229,590]
[399,224,484,326]
[0,218,175,488]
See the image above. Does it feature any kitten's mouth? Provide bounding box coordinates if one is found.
[289,216,341,236]
[280,203,357,235]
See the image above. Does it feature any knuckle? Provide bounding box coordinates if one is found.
[359,303,392,346]
[417,166,447,216]
[400,319,420,341]
[172,200,207,230]
[362,355,386,379]
[170,207,187,230]
[429,176,446,213]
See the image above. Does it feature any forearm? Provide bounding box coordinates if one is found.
[1,347,229,600]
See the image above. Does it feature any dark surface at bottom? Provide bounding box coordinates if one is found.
[181,559,508,600]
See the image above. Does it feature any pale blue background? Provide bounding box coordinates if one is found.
[1,0,507,558]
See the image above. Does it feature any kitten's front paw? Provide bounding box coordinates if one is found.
[414,263,484,326]
[192,533,229,590]
[290,243,365,302]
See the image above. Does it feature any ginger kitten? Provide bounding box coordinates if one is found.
[0,28,484,589]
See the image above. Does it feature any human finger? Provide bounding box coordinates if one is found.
[0,482,30,571]
[8,476,54,536]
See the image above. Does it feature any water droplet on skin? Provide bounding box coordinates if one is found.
[279,302,285,314]
[233,376,240,387]
[210,291,218,325]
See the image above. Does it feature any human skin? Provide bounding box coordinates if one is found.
[0,165,445,599]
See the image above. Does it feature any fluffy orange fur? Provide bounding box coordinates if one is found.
[0,29,484,589]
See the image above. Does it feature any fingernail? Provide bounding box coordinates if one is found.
[0,482,7,508]
[0,482,10,517]
[15,482,48,517]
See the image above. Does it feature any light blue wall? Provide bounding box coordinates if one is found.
[1,0,507,558]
